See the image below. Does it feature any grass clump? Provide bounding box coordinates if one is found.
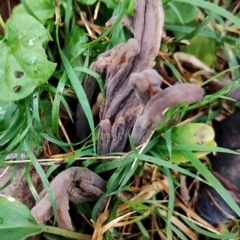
[0,0,240,239]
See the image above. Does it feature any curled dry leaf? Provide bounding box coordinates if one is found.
[31,167,106,231]
[174,52,240,101]
[174,52,214,74]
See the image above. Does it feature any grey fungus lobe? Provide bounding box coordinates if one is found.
[97,0,165,154]
[129,69,163,109]
[142,84,204,129]
[76,0,204,153]
[76,0,204,154]
[130,69,205,146]
[31,167,106,230]
[134,0,164,70]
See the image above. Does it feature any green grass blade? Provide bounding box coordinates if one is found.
[167,2,185,25]
[52,72,68,138]
[23,140,58,225]
[32,89,41,130]
[164,167,174,239]
[158,144,240,154]
[59,50,96,153]
[130,153,208,184]
[181,216,239,239]
[25,163,40,202]
[20,0,43,23]
[74,66,105,95]
[177,13,215,41]
[164,61,183,83]
[186,151,240,216]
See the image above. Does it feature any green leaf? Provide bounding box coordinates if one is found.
[0,104,26,148]
[182,217,239,239]
[155,123,216,164]
[0,100,18,132]
[0,13,56,101]
[173,123,215,145]
[67,27,88,57]
[59,50,96,153]
[164,2,196,24]
[181,35,216,66]
[76,0,97,5]
[173,0,240,26]
[0,196,43,240]
[13,0,54,23]
[164,167,174,240]
[100,0,118,9]
[120,198,149,212]
[126,0,135,15]
[129,153,208,184]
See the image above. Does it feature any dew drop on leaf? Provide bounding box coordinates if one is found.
[28,39,34,46]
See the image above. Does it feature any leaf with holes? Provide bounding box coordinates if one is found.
[0,195,43,240]
[155,123,216,164]
[0,13,56,101]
